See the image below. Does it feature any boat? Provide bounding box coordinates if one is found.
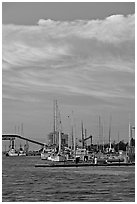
[18,145,26,156]
[6,148,18,156]
[75,148,89,161]
[6,139,18,156]
[47,130,66,161]
[48,153,66,162]
[41,145,52,160]
[18,150,26,156]
[44,100,66,162]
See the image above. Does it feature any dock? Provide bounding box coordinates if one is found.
[35,162,135,168]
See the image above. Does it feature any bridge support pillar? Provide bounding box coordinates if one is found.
[10,139,15,149]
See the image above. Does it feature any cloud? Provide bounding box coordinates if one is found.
[38,14,134,43]
[2,14,135,104]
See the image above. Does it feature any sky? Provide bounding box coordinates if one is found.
[2,2,135,149]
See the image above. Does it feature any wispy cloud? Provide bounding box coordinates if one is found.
[2,14,135,104]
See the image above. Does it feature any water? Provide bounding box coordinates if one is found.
[2,156,135,202]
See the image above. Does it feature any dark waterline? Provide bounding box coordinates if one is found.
[2,156,135,202]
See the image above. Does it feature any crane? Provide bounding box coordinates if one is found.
[79,135,93,148]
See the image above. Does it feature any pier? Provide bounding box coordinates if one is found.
[2,134,45,146]
[35,162,135,168]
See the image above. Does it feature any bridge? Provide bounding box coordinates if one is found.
[2,134,45,146]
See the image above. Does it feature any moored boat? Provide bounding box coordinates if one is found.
[48,153,66,162]
[6,148,18,156]
[18,150,26,156]
[35,161,135,168]
[41,146,52,160]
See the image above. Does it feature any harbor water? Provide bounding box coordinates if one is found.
[2,156,135,202]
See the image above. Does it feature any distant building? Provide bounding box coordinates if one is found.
[61,133,68,146]
[48,132,54,145]
[48,132,68,146]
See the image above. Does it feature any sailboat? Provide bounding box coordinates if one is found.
[6,148,18,156]
[6,140,18,156]
[18,147,26,156]
[48,100,66,162]
[41,100,66,161]
[48,131,66,162]
[41,144,52,160]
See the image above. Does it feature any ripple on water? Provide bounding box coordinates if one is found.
[2,156,135,202]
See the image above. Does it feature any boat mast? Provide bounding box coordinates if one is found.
[71,125,74,150]
[74,126,76,153]
[21,123,23,135]
[109,115,112,151]
[14,125,16,134]
[128,113,131,147]
[57,101,62,146]
[54,100,62,150]
[84,128,87,148]
[58,130,61,153]
[128,122,131,147]
[81,121,84,149]
[53,100,57,145]
[99,116,101,151]
[102,125,104,152]
[67,115,71,148]
[118,131,119,152]
[18,125,20,135]
[73,115,77,157]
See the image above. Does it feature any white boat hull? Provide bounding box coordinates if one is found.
[8,153,18,156]
[48,154,66,162]
[19,153,26,156]
[41,153,50,160]
[7,149,18,156]
[18,150,26,156]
